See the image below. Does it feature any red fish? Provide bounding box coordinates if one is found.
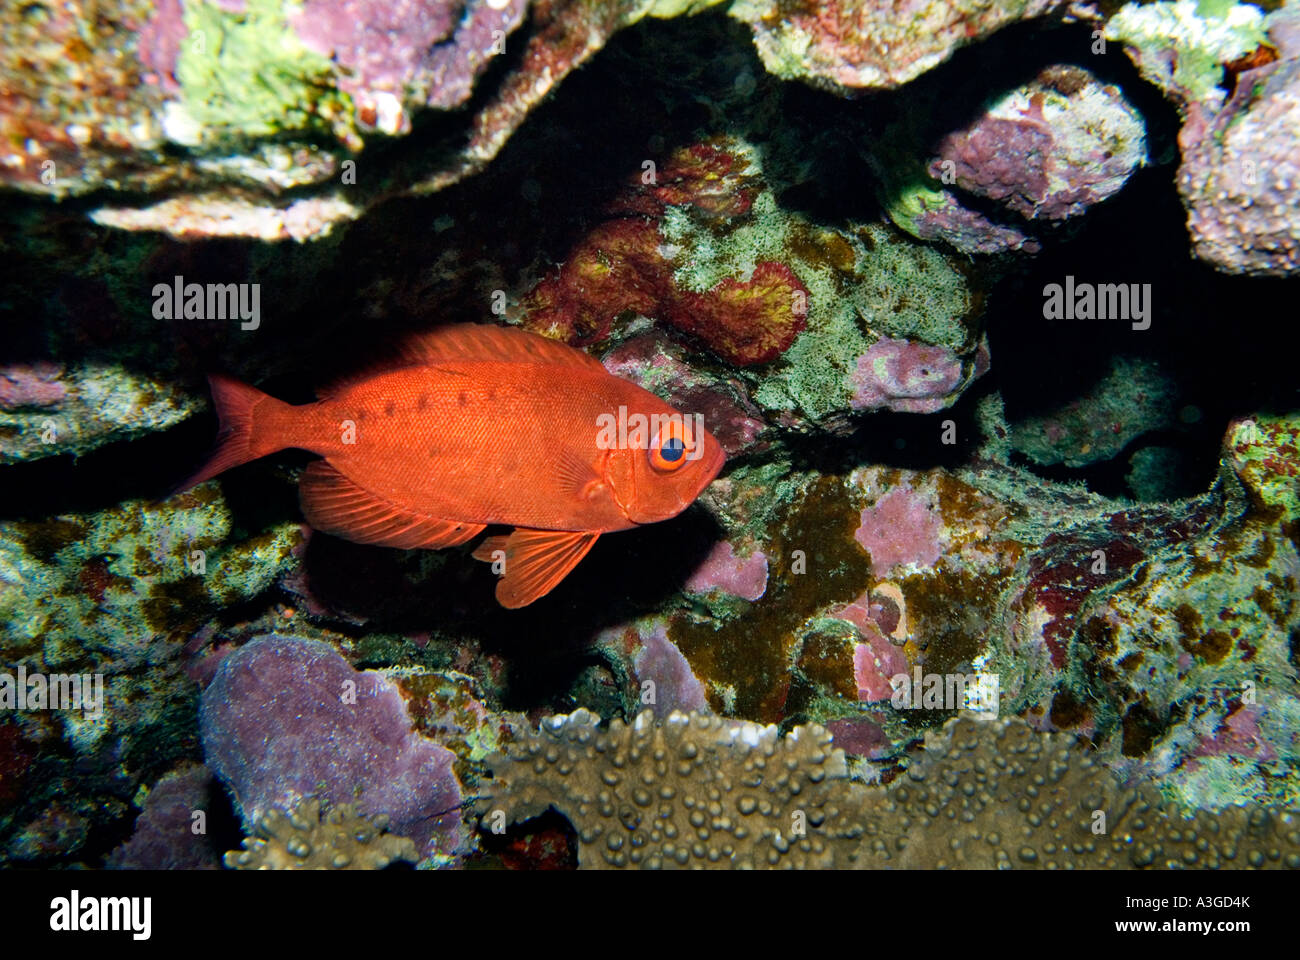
[182,324,726,607]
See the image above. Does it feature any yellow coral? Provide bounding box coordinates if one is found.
[225,798,417,870]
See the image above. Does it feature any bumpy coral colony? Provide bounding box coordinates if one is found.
[0,0,1297,878]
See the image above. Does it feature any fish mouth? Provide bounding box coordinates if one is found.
[624,442,727,525]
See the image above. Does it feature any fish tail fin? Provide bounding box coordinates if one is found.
[175,374,295,491]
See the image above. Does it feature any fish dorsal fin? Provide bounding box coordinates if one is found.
[398,323,608,373]
[300,461,485,550]
[471,528,600,608]
[319,323,605,398]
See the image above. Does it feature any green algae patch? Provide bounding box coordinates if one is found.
[1105,0,1268,107]
[0,486,302,672]
[175,0,350,144]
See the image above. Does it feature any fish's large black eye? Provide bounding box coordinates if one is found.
[650,421,693,472]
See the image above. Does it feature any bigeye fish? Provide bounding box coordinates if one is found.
[181,324,726,607]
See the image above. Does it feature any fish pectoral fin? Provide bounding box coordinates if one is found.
[554,449,606,502]
[470,528,599,608]
[300,462,485,550]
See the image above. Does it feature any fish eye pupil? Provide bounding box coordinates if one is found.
[661,437,685,462]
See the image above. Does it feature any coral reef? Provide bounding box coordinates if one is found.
[729,0,1066,93]
[1177,7,1300,276]
[621,410,1300,813]
[929,66,1146,222]
[872,65,1146,255]
[0,0,727,238]
[0,490,301,675]
[106,763,219,869]
[868,715,1300,869]
[518,139,813,366]
[0,0,1297,880]
[479,708,861,869]
[1008,356,1176,468]
[482,710,1300,869]
[199,635,465,863]
[225,797,418,869]
[1108,1,1300,275]
[1105,0,1268,110]
[0,361,199,464]
[527,132,989,426]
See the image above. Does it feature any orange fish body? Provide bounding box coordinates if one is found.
[183,324,726,607]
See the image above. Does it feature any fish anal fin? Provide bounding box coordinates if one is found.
[300,462,484,550]
[471,535,510,564]
[471,528,599,608]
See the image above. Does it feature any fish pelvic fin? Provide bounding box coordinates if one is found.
[175,374,295,492]
[472,528,600,608]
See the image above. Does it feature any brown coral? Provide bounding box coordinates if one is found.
[869,717,1300,869]
[478,709,863,869]
[481,711,1300,869]
[225,798,418,870]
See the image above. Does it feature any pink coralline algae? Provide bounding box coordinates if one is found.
[850,337,980,414]
[833,586,905,642]
[832,587,909,702]
[1191,706,1278,763]
[937,119,1053,218]
[0,363,66,411]
[628,622,711,718]
[683,540,769,602]
[135,0,186,94]
[930,67,1147,222]
[1179,15,1300,276]
[852,636,907,702]
[199,635,465,861]
[292,0,529,130]
[905,191,1041,256]
[106,763,219,870]
[825,716,890,759]
[854,485,944,578]
[732,0,1066,93]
